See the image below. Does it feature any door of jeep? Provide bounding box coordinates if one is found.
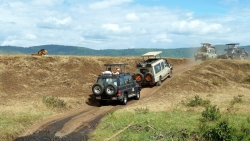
[124,75,134,95]
[161,61,169,77]
[119,76,132,97]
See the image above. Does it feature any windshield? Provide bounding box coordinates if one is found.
[97,78,117,86]
[199,47,207,53]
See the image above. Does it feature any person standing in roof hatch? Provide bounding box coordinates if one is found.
[113,68,120,75]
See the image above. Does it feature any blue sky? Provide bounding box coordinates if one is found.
[1,0,250,49]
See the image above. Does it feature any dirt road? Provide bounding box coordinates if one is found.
[15,61,200,141]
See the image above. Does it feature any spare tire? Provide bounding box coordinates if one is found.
[92,83,104,95]
[135,73,144,82]
[105,84,117,96]
[144,72,153,82]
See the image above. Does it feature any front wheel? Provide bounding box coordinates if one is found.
[240,55,245,60]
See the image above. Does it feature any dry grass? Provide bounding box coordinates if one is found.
[0,54,190,141]
[122,59,250,114]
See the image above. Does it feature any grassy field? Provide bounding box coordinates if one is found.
[1,55,250,140]
[89,60,250,140]
[89,95,250,141]
[0,55,189,141]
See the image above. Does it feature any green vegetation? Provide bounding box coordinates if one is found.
[201,105,221,121]
[182,95,211,107]
[89,109,250,141]
[42,96,66,108]
[1,44,250,58]
[0,108,53,141]
[212,78,221,86]
[89,95,250,141]
[230,95,244,105]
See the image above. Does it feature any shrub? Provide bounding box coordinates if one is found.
[242,75,250,83]
[201,105,221,121]
[185,95,210,107]
[230,95,243,105]
[212,78,221,86]
[202,120,233,141]
[42,96,66,108]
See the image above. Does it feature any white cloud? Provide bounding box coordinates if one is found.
[170,20,228,35]
[89,0,133,9]
[125,13,139,21]
[102,23,132,33]
[151,34,172,43]
[1,0,250,49]
[31,0,63,6]
[25,34,37,40]
[37,17,72,29]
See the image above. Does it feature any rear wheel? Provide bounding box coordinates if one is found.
[156,78,161,86]
[121,94,128,105]
[92,84,104,95]
[168,70,173,78]
[135,73,144,82]
[134,91,140,100]
[105,84,117,96]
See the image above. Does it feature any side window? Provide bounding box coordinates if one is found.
[128,75,133,83]
[154,63,161,74]
[119,77,125,86]
[161,62,164,70]
[124,75,129,84]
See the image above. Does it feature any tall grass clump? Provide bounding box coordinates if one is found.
[230,95,243,105]
[42,96,66,108]
[201,105,221,121]
[183,95,210,107]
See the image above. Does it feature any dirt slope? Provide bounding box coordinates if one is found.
[0,55,191,140]
[0,55,189,102]
[123,59,250,113]
[2,55,250,140]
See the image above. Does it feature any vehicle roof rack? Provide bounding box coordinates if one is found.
[104,63,128,73]
[141,51,162,57]
[225,43,240,46]
[104,63,128,66]
[201,43,211,45]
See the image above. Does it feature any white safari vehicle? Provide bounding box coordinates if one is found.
[134,51,173,87]
[194,43,217,61]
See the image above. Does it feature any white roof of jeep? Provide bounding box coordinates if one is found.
[141,51,162,57]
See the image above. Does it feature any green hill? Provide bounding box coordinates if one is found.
[0,44,250,60]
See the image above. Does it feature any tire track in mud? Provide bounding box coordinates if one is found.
[15,61,200,141]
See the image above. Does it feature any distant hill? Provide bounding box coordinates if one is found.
[0,44,250,60]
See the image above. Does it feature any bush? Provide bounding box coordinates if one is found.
[201,120,233,141]
[134,108,149,114]
[185,95,210,107]
[42,96,66,108]
[212,78,221,86]
[201,105,221,121]
[230,95,243,105]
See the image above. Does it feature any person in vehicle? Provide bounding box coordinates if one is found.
[113,68,120,75]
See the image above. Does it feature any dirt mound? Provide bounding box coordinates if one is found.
[159,59,250,93]
[165,58,191,65]
[0,55,190,101]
